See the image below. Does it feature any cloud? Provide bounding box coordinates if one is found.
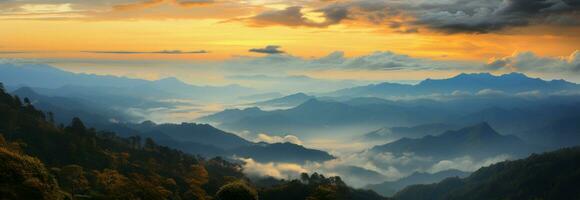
[476,89,507,96]
[83,50,209,54]
[249,45,285,54]
[238,157,307,179]
[485,50,580,73]
[246,6,348,28]
[227,50,475,73]
[0,2,87,19]
[255,133,303,145]
[113,0,215,11]
[113,0,165,11]
[428,154,511,173]
[245,0,579,33]
[0,51,27,54]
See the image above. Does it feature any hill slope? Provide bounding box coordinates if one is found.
[371,123,534,160]
[393,146,580,200]
[366,170,469,197]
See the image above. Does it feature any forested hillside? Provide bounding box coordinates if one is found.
[0,82,384,200]
[393,146,580,200]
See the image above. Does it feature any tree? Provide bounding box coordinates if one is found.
[67,117,86,134]
[94,169,133,199]
[23,97,31,106]
[57,165,89,198]
[301,173,310,183]
[47,112,55,124]
[144,137,156,151]
[216,181,258,200]
[13,95,22,107]
[0,146,66,200]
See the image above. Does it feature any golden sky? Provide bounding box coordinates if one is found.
[1,0,579,83]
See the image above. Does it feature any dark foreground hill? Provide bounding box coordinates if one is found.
[0,82,383,200]
[392,146,580,200]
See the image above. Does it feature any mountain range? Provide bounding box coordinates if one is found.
[253,92,314,108]
[363,123,460,141]
[0,63,255,102]
[0,84,382,200]
[366,170,470,197]
[328,72,580,98]
[370,123,534,160]
[201,73,580,148]
[7,86,334,164]
[116,121,335,163]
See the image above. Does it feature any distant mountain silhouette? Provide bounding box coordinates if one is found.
[392,146,580,200]
[238,92,284,101]
[114,121,335,163]
[0,63,255,102]
[127,121,252,150]
[366,170,470,197]
[229,142,335,163]
[254,93,314,107]
[11,87,139,125]
[199,99,444,137]
[521,115,580,149]
[328,72,579,97]
[363,123,460,141]
[371,123,534,159]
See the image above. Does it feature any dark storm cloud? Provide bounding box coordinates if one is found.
[249,46,285,54]
[248,5,349,28]
[245,0,579,34]
[412,0,580,33]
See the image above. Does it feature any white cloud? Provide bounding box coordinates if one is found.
[486,50,580,73]
[476,89,507,96]
[238,157,307,179]
[255,133,303,145]
[428,154,512,173]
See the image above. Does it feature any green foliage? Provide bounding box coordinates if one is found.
[0,145,66,200]
[216,181,259,200]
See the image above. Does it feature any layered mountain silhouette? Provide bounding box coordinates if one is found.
[109,121,335,163]
[11,87,141,125]
[230,142,335,164]
[199,98,444,137]
[253,92,314,108]
[328,72,579,97]
[366,170,470,197]
[0,82,380,200]
[363,123,460,141]
[370,123,534,160]
[0,63,254,102]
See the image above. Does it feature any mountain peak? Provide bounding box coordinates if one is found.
[455,72,494,78]
[288,92,309,97]
[12,86,37,95]
[501,72,529,78]
[459,122,500,138]
[155,77,184,84]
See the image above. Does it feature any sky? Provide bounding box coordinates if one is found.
[1,0,579,85]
